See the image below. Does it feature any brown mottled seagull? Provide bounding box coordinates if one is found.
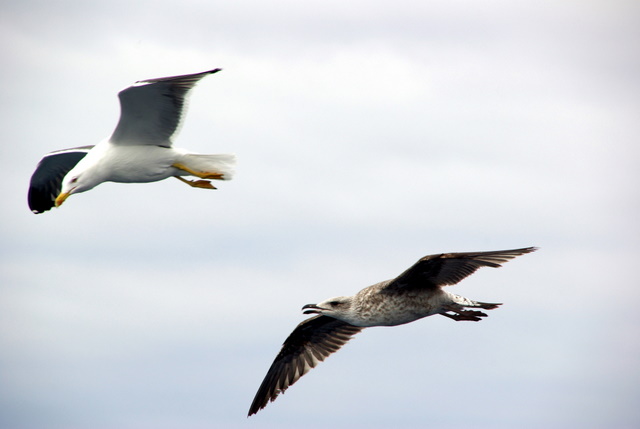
[27,69,235,214]
[248,246,537,416]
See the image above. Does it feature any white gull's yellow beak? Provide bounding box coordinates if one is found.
[55,192,70,207]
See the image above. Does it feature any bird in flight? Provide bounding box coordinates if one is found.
[28,68,235,214]
[248,246,537,416]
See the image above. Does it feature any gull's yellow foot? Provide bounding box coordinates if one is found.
[172,163,225,180]
[173,176,217,189]
[201,172,225,179]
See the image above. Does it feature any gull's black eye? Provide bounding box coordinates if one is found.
[70,177,78,184]
[329,301,340,307]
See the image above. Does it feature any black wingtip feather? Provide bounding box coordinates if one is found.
[27,147,92,214]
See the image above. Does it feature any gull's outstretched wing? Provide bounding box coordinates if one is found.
[248,315,362,416]
[382,247,537,291]
[109,69,221,146]
[28,146,93,213]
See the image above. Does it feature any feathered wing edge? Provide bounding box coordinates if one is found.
[248,315,362,416]
[110,69,221,146]
[385,247,538,291]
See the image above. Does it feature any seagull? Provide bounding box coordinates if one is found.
[27,68,235,214]
[248,246,537,416]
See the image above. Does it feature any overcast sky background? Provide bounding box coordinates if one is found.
[1,1,639,428]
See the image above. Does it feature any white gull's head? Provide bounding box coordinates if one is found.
[55,158,103,207]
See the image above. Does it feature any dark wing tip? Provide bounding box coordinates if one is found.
[433,246,538,266]
[465,246,538,265]
[134,68,223,85]
[27,147,92,214]
[27,189,54,214]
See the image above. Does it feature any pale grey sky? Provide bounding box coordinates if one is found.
[1,1,639,428]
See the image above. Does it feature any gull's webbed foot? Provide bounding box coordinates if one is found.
[173,176,217,189]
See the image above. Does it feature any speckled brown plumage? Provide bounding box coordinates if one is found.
[248,247,537,416]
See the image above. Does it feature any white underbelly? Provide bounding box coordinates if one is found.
[103,144,178,183]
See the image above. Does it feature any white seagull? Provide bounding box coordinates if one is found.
[248,246,537,416]
[27,68,235,214]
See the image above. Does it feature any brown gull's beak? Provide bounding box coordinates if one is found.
[302,304,322,315]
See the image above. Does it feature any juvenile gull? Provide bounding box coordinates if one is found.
[248,246,537,416]
[28,68,235,214]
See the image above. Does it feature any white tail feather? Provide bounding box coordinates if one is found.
[179,153,236,180]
